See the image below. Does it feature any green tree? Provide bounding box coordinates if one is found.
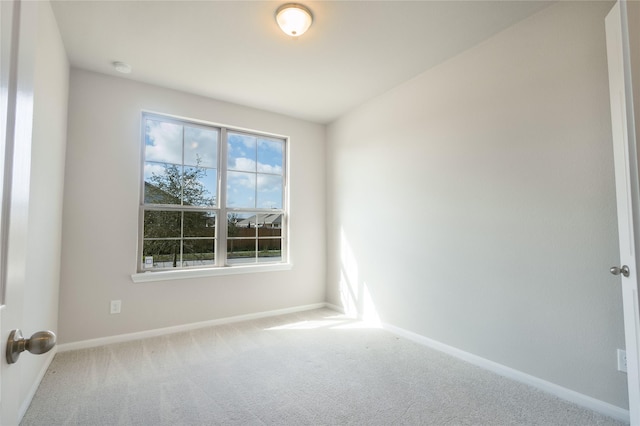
[143,160,215,268]
[146,162,214,206]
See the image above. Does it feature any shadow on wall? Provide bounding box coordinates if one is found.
[339,228,381,327]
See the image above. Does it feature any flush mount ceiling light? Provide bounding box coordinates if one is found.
[275,3,313,37]
[112,61,132,74]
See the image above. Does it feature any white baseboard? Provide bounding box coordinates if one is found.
[381,322,630,424]
[324,302,345,313]
[57,302,326,352]
[19,347,57,423]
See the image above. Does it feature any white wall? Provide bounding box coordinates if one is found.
[20,0,69,412]
[327,1,628,410]
[59,69,326,343]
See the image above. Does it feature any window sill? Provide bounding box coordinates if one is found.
[131,263,293,283]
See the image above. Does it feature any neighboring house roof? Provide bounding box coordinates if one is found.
[235,213,282,228]
[144,181,182,205]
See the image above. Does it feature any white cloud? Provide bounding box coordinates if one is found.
[230,157,282,175]
[257,163,282,174]
[257,174,282,192]
[241,136,256,148]
[184,126,217,168]
[231,157,257,172]
[144,162,166,181]
[145,120,182,164]
[228,171,256,189]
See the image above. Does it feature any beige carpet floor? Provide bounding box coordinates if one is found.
[21,308,625,425]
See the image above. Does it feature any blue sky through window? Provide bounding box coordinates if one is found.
[144,121,283,209]
[145,119,182,164]
[144,118,218,206]
[227,132,283,209]
[185,126,218,168]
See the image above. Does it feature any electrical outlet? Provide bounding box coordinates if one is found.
[617,349,627,373]
[110,300,122,314]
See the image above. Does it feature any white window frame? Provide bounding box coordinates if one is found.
[132,112,289,282]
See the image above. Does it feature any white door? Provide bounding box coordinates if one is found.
[606,2,640,424]
[0,0,38,424]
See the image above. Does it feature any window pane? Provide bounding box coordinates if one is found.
[227,239,256,264]
[183,167,217,207]
[257,174,283,209]
[228,133,256,172]
[144,162,182,205]
[183,239,215,267]
[144,210,181,238]
[257,214,282,237]
[257,139,283,174]
[184,126,218,168]
[227,171,256,208]
[145,119,183,164]
[143,240,180,269]
[227,212,256,238]
[258,239,281,263]
[184,211,215,237]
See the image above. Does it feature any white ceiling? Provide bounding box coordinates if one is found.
[51,1,553,124]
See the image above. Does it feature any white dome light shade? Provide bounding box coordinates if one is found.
[276,4,313,37]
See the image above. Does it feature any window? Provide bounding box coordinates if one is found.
[139,113,287,272]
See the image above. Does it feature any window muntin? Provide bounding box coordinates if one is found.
[139,114,286,272]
